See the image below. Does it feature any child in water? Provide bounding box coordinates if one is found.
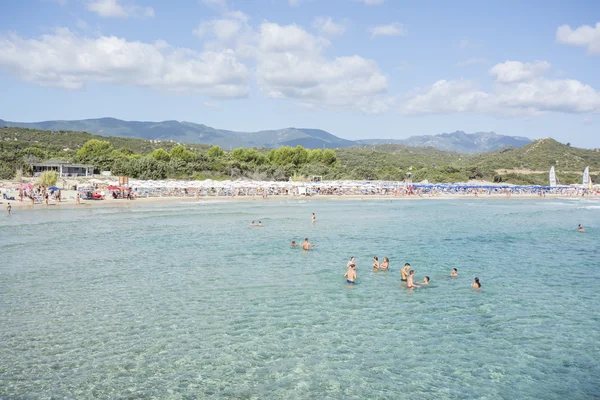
[472,277,481,289]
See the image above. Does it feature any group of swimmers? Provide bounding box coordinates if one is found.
[344,259,482,290]
[249,221,263,227]
[291,238,315,250]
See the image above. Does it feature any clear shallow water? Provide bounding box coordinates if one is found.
[1,198,599,399]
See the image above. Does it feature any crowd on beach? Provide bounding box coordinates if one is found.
[2,185,63,206]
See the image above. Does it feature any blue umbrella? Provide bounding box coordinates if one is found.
[48,186,60,191]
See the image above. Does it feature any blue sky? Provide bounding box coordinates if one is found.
[1,0,599,147]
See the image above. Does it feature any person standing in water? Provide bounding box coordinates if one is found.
[345,263,357,284]
[450,268,458,277]
[347,257,356,268]
[406,270,419,289]
[401,263,411,281]
[291,241,298,247]
[372,256,380,270]
[472,277,481,289]
[6,203,11,215]
[302,238,315,250]
[422,276,430,285]
[312,213,316,223]
[258,221,263,227]
[380,257,389,271]
[249,221,256,226]
[578,224,585,232]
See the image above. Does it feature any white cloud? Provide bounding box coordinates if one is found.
[259,22,330,54]
[87,0,154,19]
[369,22,406,38]
[363,0,384,4]
[288,0,301,6]
[0,28,249,97]
[400,75,600,116]
[489,60,550,83]
[455,57,486,67]
[401,80,491,115]
[195,16,390,113]
[254,23,390,113]
[313,17,347,36]
[556,22,600,55]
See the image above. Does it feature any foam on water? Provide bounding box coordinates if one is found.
[1,199,599,399]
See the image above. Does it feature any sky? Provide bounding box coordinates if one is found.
[0,0,599,147]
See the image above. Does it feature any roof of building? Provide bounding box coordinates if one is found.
[30,160,94,168]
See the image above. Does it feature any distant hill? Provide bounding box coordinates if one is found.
[357,131,532,154]
[0,118,531,153]
[0,118,354,150]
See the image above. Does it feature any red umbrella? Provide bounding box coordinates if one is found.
[107,185,120,190]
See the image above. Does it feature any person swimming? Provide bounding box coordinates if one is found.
[578,224,585,232]
[291,241,298,247]
[472,277,481,289]
[372,256,380,270]
[258,221,263,227]
[344,263,357,284]
[450,268,458,277]
[401,263,410,281]
[302,238,315,250]
[406,270,419,289]
[423,276,430,285]
[380,257,389,271]
[249,221,255,226]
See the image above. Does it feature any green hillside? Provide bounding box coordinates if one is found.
[0,127,597,185]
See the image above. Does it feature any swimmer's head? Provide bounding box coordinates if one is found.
[409,270,415,275]
[424,276,430,283]
[384,257,389,262]
[291,241,296,245]
[405,263,410,267]
[374,256,378,261]
[474,277,480,283]
[304,238,308,241]
[452,268,457,272]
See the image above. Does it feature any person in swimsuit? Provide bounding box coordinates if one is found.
[380,257,389,271]
[372,256,380,270]
[6,203,11,215]
[423,276,430,285]
[450,268,458,277]
[302,238,315,250]
[258,221,263,227]
[347,257,355,268]
[291,241,298,247]
[312,213,316,223]
[406,270,419,289]
[401,263,410,281]
[345,263,357,284]
[249,221,255,226]
[472,277,481,289]
[578,224,585,232]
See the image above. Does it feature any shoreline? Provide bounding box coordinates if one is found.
[2,192,596,212]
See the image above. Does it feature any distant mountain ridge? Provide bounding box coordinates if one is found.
[0,118,531,153]
[357,131,532,154]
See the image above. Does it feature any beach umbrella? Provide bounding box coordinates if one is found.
[20,184,34,189]
[107,185,120,190]
[48,186,60,191]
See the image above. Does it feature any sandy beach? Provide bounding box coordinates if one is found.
[1,190,587,212]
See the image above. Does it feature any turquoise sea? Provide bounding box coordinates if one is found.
[1,198,599,399]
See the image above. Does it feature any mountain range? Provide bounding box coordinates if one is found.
[0,117,532,154]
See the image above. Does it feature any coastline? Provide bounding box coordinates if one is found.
[2,191,593,212]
